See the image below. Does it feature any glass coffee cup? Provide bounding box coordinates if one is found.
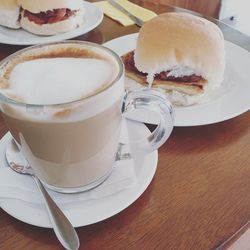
[0,41,174,193]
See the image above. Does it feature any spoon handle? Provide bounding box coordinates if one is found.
[33,176,80,250]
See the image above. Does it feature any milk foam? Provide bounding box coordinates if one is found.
[6,57,116,105]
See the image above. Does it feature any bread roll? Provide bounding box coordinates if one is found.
[123,12,225,106]
[0,0,20,29]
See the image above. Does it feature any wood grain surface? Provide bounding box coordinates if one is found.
[0,1,249,249]
[140,0,221,18]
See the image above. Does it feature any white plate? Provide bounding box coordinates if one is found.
[104,33,250,126]
[0,2,103,45]
[0,120,158,228]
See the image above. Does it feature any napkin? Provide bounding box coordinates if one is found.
[228,227,250,250]
[0,158,136,205]
[0,119,138,205]
[94,0,157,26]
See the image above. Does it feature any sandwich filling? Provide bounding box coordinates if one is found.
[23,8,78,25]
[122,51,207,94]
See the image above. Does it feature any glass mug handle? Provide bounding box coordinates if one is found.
[116,88,175,160]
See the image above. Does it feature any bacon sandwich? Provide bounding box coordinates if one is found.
[122,13,225,106]
[18,0,85,35]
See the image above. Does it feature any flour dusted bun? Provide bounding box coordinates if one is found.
[135,12,225,89]
[17,0,83,14]
[18,0,85,36]
[123,12,225,106]
[0,0,20,29]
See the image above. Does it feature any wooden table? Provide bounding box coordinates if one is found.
[0,1,250,249]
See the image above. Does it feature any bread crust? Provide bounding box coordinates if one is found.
[0,0,19,9]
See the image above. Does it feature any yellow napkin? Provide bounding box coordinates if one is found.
[94,0,157,26]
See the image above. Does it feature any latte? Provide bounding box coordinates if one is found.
[0,42,124,192]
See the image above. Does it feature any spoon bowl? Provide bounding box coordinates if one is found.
[5,139,80,250]
[6,140,33,175]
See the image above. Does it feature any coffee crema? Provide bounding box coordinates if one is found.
[0,44,119,105]
[5,57,115,105]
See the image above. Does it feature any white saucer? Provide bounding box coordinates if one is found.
[0,120,158,228]
[0,2,103,45]
[104,34,250,126]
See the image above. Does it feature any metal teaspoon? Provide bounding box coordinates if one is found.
[5,139,80,250]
